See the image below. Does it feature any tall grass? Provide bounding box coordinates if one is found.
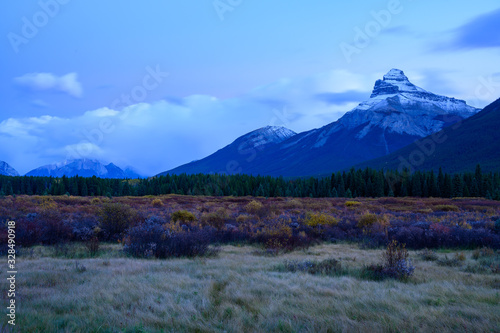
[3,243,499,332]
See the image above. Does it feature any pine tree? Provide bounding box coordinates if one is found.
[452,174,464,197]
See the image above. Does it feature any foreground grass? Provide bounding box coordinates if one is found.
[1,244,499,332]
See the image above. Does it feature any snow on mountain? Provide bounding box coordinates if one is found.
[162,126,297,175]
[317,69,479,143]
[26,159,140,178]
[358,97,500,173]
[0,161,19,176]
[236,126,297,150]
[162,68,481,177]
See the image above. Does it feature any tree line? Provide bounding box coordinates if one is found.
[0,165,499,199]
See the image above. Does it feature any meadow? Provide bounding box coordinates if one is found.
[1,195,499,332]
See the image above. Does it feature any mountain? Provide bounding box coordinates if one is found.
[123,167,142,179]
[356,97,500,173]
[26,159,141,178]
[163,126,297,175]
[163,69,479,177]
[0,161,19,176]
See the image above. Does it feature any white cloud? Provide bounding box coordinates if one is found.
[1,69,378,176]
[14,72,83,98]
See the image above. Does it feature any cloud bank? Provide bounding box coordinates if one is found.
[2,69,377,176]
[450,8,500,49]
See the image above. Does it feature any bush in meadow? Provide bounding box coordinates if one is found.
[302,212,338,227]
[124,219,213,258]
[171,210,197,224]
[200,207,230,230]
[244,200,266,217]
[98,203,137,241]
[362,240,415,281]
[382,240,415,280]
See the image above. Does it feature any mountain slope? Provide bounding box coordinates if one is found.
[0,161,19,176]
[26,159,140,178]
[163,69,479,177]
[164,126,297,175]
[356,97,500,173]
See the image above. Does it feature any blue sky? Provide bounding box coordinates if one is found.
[1,0,499,175]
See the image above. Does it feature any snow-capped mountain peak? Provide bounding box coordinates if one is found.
[25,159,140,178]
[237,126,297,150]
[370,68,426,97]
[333,69,479,138]
[0,161,19,177]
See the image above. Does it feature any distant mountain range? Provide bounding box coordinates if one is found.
[24,159,142,179]
[356,97,500,173]
[0,161,19,176]
[3,69,496,179]
[163,69,480,177]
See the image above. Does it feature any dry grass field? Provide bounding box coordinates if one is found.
[1,195,499,332]
[1,242,499,332]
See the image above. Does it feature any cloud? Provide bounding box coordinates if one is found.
[450,8,500,49]
[14,72,83,98]
[0,69,377,176]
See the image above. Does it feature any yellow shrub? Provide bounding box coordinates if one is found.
[171,210,196,223]
[303,212,338,227]
[236,214,252,223]
[282,199,303,209]
[245,200,265,216]
[345,201,361,207]
[200,207,229,229]
[151,199,163,207]
[357,213,379,228]
[433,204,459,212]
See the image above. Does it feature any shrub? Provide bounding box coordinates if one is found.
[303,212,338,227]
[244,200,266,217]
[36,202,72,245]
[495,219,500,232]
[345,201,361,207]
[433,205,459,212]
[437,255,462,267]
[85,236,100,257]
[252,218,312,252]
[279,258,342,276]
[382,240,415,280]
[473,247,495,260]
[71,215,99,241]
[200,208,229,230]
[282,199,303,209]
[124,223,213,258]
[357,213,379,228]
[236,214,253,224]
[419,249,438,261]
[361,264,387,281]
[98,203,137,241]
[171,210,196,224]
[151,199,163,207]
